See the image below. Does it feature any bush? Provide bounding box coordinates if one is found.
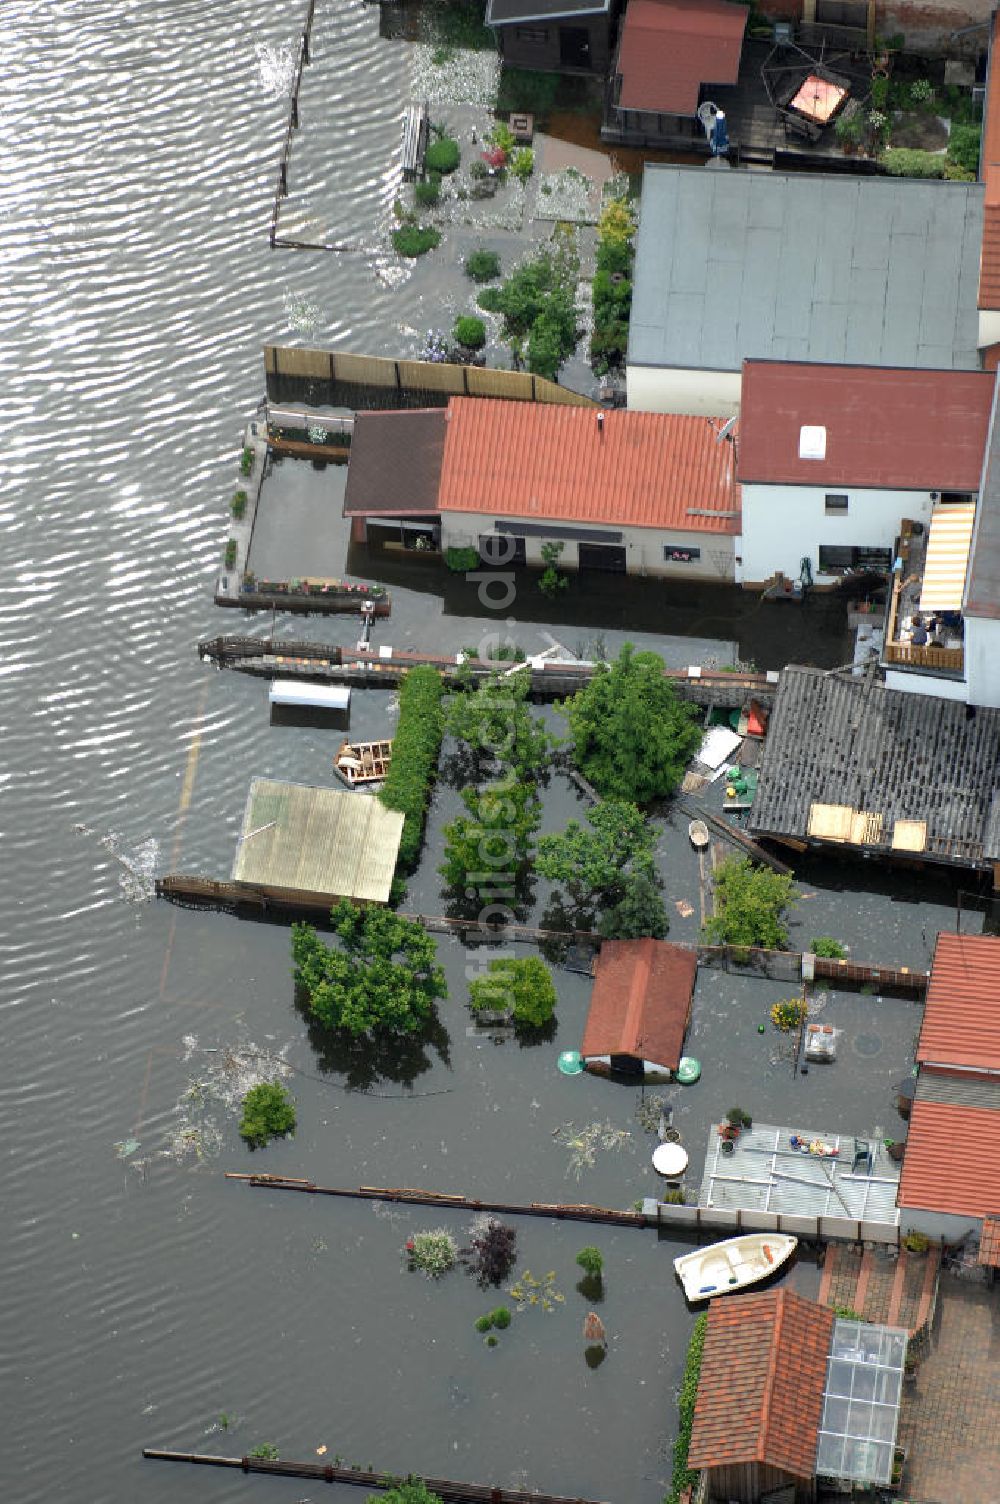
[511,146,534,181]
[598,871,668,940]
[376,1481,446,1504]
[475,1313,493,1332]
[239,1081,296,1148]
[486,1334,498,1347]
[904,1230,930,1254]
[833,1304,864,1320]
[414,173,442,207]
[947,121,981,175]
[575,1246,603,1277]
[490,1306,511,1329]
[425,137,460,174]
[704,857,796,950]
[662,1188,686,1205]
[231,489,247,518]
[812,936,847,959]
[477,286,503,313]
[392,224,442,257]
[239,445,254,476]
[666,1314,708,1504]
[445,545,480,572]
[406,1228,458,1278]
[249,1443,279,1461]
[469,955,557,1029]
[465,248,501,282]
[224,538,237,569]
[881,147,944,178]
[771,997,807,1032]
[292,903,446,1036]
[378,666,445,870]
[453,315,486,350]
[463,1218,518,1287]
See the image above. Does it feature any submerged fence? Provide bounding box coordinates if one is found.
[643,1199,900,1247]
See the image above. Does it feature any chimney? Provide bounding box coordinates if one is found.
[596,411,605,436]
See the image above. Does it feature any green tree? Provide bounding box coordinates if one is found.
[446,668,549,777]
[563,643,701,803]
[469,955,557,1028]
[440,777,540,890]
[292,902,446,1035]
[536,799,654,906]
[378,666,444,871]
[527,312,569,380]
[372,1481,444,1504]
[239,1082,296,1149]
[575,1245,603,1276]
[703,858,796,950]
[598,870,668,940]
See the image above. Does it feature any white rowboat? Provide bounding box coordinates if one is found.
[673,1232,797,1301]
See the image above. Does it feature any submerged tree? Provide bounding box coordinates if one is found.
[563,643,701,803]
[468,954,557,1029]
[536,799,655,908]
[703,857,796,951]
[598,870,669,940]
[292,902,446,1036]
[440,777,540,892]
[238,1082,296,1150]
[446,667,550,779]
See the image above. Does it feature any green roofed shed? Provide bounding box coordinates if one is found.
[231,778,403,907]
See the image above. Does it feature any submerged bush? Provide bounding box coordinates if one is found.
[465,248,501,282]
[231,489,247,518]
[812,936,847,959]
[666,1314,707,1504]
[414,172,442,207]
[392,224,442,257]
[453,315,486,350]
[378,665,444,871]
[463,1217,518,1287]
[445,545,480,572]
[575,1246,604,1277]
[224,538,237,569]
[406,1228,458,1278]
[238,1082,296,1149]
[469,955,557,1029]
[249,1442,280,1461]
[490,1306,511,1329]
[425,137,460,174]
[239,445,254,476]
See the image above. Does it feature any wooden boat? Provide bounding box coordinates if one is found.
[334,738,392,786]
[688,818,709,849]
[673,1232,797,1301]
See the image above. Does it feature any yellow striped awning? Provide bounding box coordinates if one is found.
[919,503,976,614]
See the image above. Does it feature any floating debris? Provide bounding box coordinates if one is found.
[115,1137,141,1159]
[634,1094,668,1135]
[410,43,499,109]
[254,40,295,100]
[534,169,597,225]
[164,1040,292,1166]
[284,292,321,335]
[553,1120,632,1179]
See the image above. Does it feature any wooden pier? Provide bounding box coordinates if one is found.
[143,1449,610,1504]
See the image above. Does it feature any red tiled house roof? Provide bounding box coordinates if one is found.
[581,939,697,1070]
[437,398,740,532]
[616,0,747,116]
[898,1100,1000,1220]
[981,11,1000,310]
[688,1289,834,1478]
[916,932,1000,1072]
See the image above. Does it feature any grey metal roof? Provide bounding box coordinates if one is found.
[749,666,1000,869]
[699,1121,901,1224]
[486,0,609,22]
[965,380,1000,620]
[915,1072,1000,1111]
[628,166,984,372]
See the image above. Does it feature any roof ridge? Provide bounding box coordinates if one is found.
[757,1289,783,1464]
[622,938,653,1054]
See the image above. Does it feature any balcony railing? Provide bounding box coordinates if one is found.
[884,641,964,672]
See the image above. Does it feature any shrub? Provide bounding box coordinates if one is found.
[239,445,254,476]
[477,286,503,313]
[834,110,863,144]
[666,1314,708,1504]
[575,1246,603,1277]
[377,1481,445,1504]
[475,1313,493,1332]
[405,1228,458,1278]
[909,77,936,108]
[392,224,442,257]
[703,857,796,950]
[239,1082,296,1148]
[833,1305,864,1320]
[378,666,444,870]
[469,955,557,1029]
[947,121,982,175]
[881,147,944,178]
[445,545,481,572]
[597,196,636,247]
[904,1230,930,1254]
[292,902,446,1036]
[489,121,516,154]
[425,137,460,174]
[414,173,442,207]
[486,1334,498,1347]
[465,248,501,282]
[249,1443,280,1461]
[812,936,847,959]
[490,1306,511,1329]
[771,997,807,1032]
[453,315,486,350]
[944,161,977,181]
[463,1218,518,1287]
[511,146,534,181]
[231,489,247,518]
[224,538,237,569]
[662,1188,686,1205]
[598,871,668,940]
[870,73,889,110]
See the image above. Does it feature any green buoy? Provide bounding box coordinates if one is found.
[676,1056,701,1085]
[558,1050,584,1076]
[758,1023,766,1034]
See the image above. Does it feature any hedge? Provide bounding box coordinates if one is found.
[666,1314,708,1504]
[378,666,445,872]
[425,137,460,175]
[393,224,442,257]
[881,147,944,179]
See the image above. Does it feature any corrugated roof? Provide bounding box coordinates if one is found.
[344,409,446,516]
[232,778,403,904]
[917,932,1000,1071]
[629,167,984,375]
[898,1099,1000,1219]
[965,377,1000,620]
[978,12,1000,309]
[437,398,740,532]
[581,939,696,1069]
[487,0,609,21]
[738,362,993,490]
[616,0,747,116]
[916,1072,1000,1111]
[688,1290,834,1477]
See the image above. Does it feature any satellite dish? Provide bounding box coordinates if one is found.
[715,416,738,443]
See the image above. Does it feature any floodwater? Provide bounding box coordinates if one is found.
[0,4,971,1502]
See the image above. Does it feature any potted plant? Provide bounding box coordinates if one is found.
[725,1107,748,1136]
[903,1230,930,1255]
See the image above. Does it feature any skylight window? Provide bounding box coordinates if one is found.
[799,425,827,460]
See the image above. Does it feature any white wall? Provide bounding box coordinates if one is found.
[964,615,1000,708]
[884,667,969,701]
[899,1206,982,1244]
[740,483,936,588]
[440,514,736,581]
[626,363,741,417]
[979,308,1000,350]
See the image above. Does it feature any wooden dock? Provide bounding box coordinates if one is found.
[143,1448,611,1504]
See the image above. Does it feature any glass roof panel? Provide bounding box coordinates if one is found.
[817,1319,907,1486]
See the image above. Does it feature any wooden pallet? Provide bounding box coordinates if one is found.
[334,738,392,785]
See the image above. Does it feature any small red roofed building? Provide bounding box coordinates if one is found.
[687,1288,834,1503]
[897,931,1000,1243]
[581,938,697,1078]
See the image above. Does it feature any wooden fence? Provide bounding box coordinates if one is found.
[269,0,318,247]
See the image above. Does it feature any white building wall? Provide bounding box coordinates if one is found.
[979,308,1000,350]
[740,483,936,588]
[899,1206,982,1243]
[626,363,741,417]
[884,668,968,701]
[963,615,1000,708]
[440,513,737,581]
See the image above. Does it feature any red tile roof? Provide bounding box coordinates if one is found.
[437,398,740,532]
[738,361,994,491]
[898,1099,1000,1219]
[617,0,747,115]
[688,1290,833,1477]
[581,939,696,1069]
[917,933,1000,1071]
[980,12,1000,309]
